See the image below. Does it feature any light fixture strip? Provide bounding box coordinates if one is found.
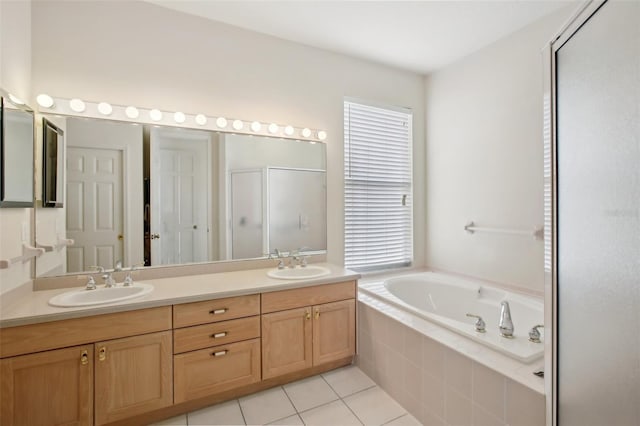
[37,96,327,142]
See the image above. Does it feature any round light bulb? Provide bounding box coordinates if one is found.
[8,94,24,105]
[317,130,327,141]
[149,109,163,121]
[195,114,207,125]
[250,121,261,132]
[284,125,294,136]
[301,128,311,138]
[36,94,54,108]
[69,98,86,113]
[268,123,279,134]
[174,111,186,123]
[232,120,243,131]
[125,106,139,119]
[97,102,113,115]
[216,117,228,128]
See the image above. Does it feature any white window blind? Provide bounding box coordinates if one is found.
[344,100,413,271]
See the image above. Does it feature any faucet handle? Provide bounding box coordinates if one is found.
[466,313,486,333]
[529,324,544,343]
[85,276,97,291]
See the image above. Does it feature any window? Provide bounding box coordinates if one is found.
[344,100,413,271]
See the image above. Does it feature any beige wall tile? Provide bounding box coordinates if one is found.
[445,387,473,426]
[421,408,446,426]
[445,349,473,398]
[472,363,506,421]
[386,317,406,350]
[505,379,545,426]
[472,403,505,426]
[404,359,423,398]
[404,327,423,367]
[423,371,445,419]
[423,337,445,379]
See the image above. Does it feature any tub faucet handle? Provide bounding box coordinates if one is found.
[466,313,486,333]
[529,324,544,343]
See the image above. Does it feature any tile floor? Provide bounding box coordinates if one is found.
[150,366,421,426]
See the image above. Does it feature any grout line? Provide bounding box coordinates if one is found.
[281,384,300,414]
[236,398,248,425]
[381,413,408,425]
[319,374,364,425]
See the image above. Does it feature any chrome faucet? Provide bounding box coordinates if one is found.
[289,249,300,268]
[114,260,123,272]
[529,324,544,343]
[499,301,514,338]
[103,271,116,288]
[85,275,97,291]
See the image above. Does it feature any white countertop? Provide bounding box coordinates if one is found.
[0,263,359,328]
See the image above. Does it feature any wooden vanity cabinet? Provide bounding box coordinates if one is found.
[0,345,94,426]
[94,331,173,425]
[262,307,313,379]
[261,282,356,380]
[172,294,262,403]
[0,307,172,426]
[312,299,356,365]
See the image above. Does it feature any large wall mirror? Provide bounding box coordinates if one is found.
[0,91,35,208]
[35,115,326,278]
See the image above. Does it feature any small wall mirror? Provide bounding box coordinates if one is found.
[0,92,35,207]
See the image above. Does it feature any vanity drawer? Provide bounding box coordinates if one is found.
[173,294,260,328]
[173,338,261,403]
[0,307,172,359]
[173,316,260,354]
[261,281,356,314]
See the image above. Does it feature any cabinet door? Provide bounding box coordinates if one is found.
[262,307,312,379]
[313,299,356,365]
[94,331,172,425]
[174,338,261,403]
[0,345,93,426]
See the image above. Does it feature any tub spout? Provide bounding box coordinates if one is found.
[499,301,514,338]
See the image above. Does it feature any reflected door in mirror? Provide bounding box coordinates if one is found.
[150,128,210,266]
[66,147,124,272]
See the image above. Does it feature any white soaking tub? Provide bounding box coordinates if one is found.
[359,271,544,363]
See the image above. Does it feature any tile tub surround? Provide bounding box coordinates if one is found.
[357,299,545,426]
[150,366,421,426]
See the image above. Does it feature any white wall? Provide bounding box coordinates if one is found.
[424,7,573,293]
[30,0,426,271]
[0,0,32,294]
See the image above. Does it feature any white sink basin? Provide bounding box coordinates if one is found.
[267,265,331,280]
[49,283,154,307]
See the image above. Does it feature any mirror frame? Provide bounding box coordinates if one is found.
[41,118,64,208]
[0,90,36,208]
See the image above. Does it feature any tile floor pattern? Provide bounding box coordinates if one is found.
[150,366,421,426]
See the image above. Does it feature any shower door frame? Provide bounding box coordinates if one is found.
[542,1,609,425]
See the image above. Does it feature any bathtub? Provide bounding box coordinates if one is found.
[359,272,544,363]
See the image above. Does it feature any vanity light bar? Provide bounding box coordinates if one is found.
[36,95,328,142]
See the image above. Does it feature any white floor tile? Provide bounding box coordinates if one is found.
[383,413,422,426]
[188,399,245,425]
[267,414,305,425]
[300,400,363,426]
[149,414,188,425]
[344,387,406,426]
[322,365,376,397]
[283,376,339,412]
[239,387,296,425]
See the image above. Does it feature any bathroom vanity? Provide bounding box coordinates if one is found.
[0,266,358,426]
